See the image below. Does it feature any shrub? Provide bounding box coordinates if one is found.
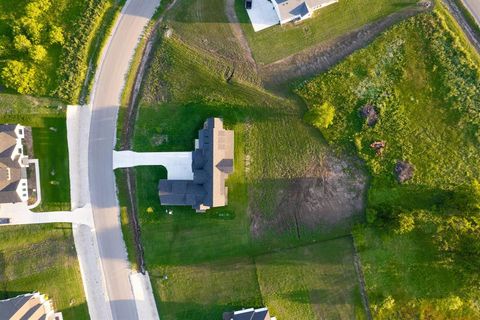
[366,208,377,224]
[395,213,415,234]
[0,36,11,57]
[56,0,112,102]
[13,34,32,52]
[16,17,44,44]
[49,25,65,45]
[1,60,37,94]
[29,45,47,62]
[304,101,335,129]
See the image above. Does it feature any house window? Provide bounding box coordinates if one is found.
[19,129,23,134]
[18,148,22,154]
[22,188,26,192]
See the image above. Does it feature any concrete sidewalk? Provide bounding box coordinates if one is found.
[113,150,193,180]
[0,203,93,227]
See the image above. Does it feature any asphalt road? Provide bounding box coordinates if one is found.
[88,0,159,319]
[463,0,480,26]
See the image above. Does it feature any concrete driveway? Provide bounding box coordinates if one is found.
[113,150,193,179]
[246,0,279,32]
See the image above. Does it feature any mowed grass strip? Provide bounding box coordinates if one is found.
[155,257,263,320]
[235,0,418,64]
[255,237,365,319]
[0,224,88,319]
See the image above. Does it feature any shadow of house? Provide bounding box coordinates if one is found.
[159,118,234,212]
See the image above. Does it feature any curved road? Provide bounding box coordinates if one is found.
[88,0,159,319]
[462,0,480,26]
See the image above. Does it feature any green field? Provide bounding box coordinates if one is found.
[125,0,365,316]
[0,223,88,319]
[297,5,480,318]
[120,0,480,318]
[256,237,364,319]
[235,0,418,64]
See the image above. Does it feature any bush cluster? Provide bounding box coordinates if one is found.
[55,0,110,102]
[0,0,64,95]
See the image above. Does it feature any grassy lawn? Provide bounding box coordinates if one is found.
[0,223,88,319]
[235,0,418,64]
[256,237,364,319]
[129,18,362,319]
[297,5,480,318]
[0,94,84,317]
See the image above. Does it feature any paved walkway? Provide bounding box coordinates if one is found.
[0,203,93,227]
[27,159,42,210]
[113,150,193,179]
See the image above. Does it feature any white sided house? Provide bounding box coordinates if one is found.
[245,0,338,32]
[272,0,338,24]
[0,124,30,203]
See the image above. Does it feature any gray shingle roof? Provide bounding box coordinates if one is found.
[158,118,234,212]
[0,124,26,204]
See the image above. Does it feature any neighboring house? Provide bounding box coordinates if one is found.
[272,0,338,24]
[0,292,63,320]
[223,307,276,320]
[159,118,234,212]
[0,124,29,204]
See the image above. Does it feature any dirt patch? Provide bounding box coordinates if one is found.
[250,154,367,238]
[225,0,257,68]
[260,4,431,88]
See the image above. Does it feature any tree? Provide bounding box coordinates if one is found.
[29,45,47,62]
[304,102,336,129]
[0,36,11,57]
[395,213,415,234]
[25,0,51,18]
[1,60,37,94]
[17,17,43,44]
[49,25,64,45]
[13,34,32,52]
[448,180,480,212]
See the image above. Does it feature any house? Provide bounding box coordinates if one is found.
[159,118,234,212]
[0,124,29,204]
[223,307,276,320]
[0,292,63,320]
[272,0,338,24]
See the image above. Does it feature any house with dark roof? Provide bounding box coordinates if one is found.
[158,118,234,212]
[0,124,30,204]
[272,0,338,25]
[0,292,63,320]
[223,307,276,320]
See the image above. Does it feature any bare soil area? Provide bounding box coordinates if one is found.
[250,154,367,238]
[260,5,431,88]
